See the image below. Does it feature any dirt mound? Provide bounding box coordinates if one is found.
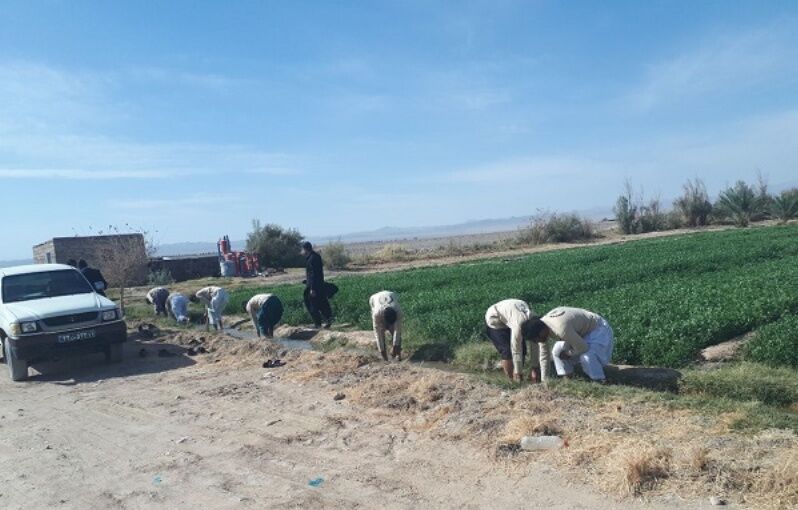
[130,322,284,364]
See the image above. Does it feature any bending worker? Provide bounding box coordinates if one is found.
[369,290,402,361]
[146,287,170,316]
[528,306,614,383]
[485,299,549,383]
[166,292,190,325]
[191,286,230,331]
[243,293,284,338]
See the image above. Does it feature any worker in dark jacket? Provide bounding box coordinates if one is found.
[78,259,108,297]
[301,241,333,329]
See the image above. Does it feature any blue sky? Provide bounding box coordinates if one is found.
[1,1,797,259]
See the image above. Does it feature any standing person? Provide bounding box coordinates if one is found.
[529,307,614,383]
[78,259,108,297]
[485,299,550,383]
[369,291,403,361]
[146,287,170,316]
[166,292,190,325]
[301,241,333,329]
[191,286,229,331]
[243,294,284,338]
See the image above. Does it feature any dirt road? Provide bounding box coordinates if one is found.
[0,337,717,510]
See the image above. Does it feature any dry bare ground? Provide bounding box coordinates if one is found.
[1,327,795,509]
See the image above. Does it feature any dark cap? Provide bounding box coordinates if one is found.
[301,241,313,251]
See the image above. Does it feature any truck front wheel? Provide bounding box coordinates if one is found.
[5,341,29,382]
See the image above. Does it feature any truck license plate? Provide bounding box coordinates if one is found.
[57,330,96,343]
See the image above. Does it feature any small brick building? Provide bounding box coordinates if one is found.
[33,234,149,285]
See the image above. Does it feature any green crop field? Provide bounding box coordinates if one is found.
[228,225,798,368]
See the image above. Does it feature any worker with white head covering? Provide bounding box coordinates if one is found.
[191,286,230,330]
[146,287,170,316]
[369,291,403,361]
[243,293,284,338]
[166,292,190,325]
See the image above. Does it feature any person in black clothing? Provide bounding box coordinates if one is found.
[78,259,108,297]
[301,241,333,329]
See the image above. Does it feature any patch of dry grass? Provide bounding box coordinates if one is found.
[501,414,561,443]
[608,442,672,496]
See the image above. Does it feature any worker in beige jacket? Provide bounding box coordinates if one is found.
[527,306,614,382]
[484,299,550,383]
[242,293,284,338]
[190,286,230,331]
[369,291,402,361]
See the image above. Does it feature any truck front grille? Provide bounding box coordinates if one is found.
[42,312,99,327]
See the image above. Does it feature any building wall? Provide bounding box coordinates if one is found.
[148,255,220,282]
[33,234,149,285]
[32,240,56,264]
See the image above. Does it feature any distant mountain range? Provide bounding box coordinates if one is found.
[152,208,614,256]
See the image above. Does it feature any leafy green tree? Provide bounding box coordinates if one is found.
[716,180,765,227]
[246,220,305,268]
[770,190,798,223]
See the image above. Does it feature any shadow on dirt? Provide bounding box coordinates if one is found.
[605,365,682,392]
[24,339,197,385]
[409,342,454,362]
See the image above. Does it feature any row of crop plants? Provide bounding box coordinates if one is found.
[227,225,798,368]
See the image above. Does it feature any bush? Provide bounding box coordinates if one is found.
[674,179,713,227]
[246,220,305,268]
[716,180,768,227]
[770,190,798,223]
[518,212,595,244]
[638,199,667,233]
[745,314,798,368]
[614,181,672,234]
[615,185,639,235]
[147,269,174,286]
[322,241,351,270]
[373,243,414,262]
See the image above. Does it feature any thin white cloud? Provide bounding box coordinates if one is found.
[628,23,798,111]
[442,156,611,183]
[112,193,237,209]
[448,88,511,111]
[124,66,248,91]
[0,168,170,180]
[0,60,302,180]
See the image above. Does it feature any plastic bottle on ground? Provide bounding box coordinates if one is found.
[520,435,565,451]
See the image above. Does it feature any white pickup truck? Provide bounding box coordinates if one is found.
[0,264,127,381]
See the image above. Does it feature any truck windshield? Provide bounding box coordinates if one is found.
[2,270,95,303]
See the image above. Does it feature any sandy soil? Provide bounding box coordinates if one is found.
[0,332,726,510]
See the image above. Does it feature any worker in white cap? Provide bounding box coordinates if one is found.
[191,286,230,331]
[369,291,403,361]
[166,292,190,325]
[485,299,550,383]
[146,287,170,316]
[243,293,284,338]
[527,306,614,383]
